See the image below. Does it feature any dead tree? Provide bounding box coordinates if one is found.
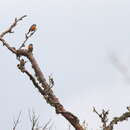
[0,16,130,130]
[0,16,84,130]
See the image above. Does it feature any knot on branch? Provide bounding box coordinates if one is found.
[17,59,27,72]
[49,74,54,88]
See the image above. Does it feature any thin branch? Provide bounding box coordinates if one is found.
[12,111,22,130]
[42,119,52,130]
[0,38,17,54]
[19,29,36,49]
[0,15,27,38]
[28,111,52,130]
[28,110,39,130]
[93,107,109,130]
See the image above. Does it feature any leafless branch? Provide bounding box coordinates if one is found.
[0,38,17,54]
[42,119,52,130]
[0,16,84,130]
[19,30,36,49]
[12,111,22,130]
[0,15,27,38]
[28,110,40,130]
[93,107,109,130]
[28,110,53,130]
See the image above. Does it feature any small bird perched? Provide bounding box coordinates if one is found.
[27,24,37,35]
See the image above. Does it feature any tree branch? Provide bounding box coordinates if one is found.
[12,112,21,130]
[0,15,27,38]
[19,29,36,49]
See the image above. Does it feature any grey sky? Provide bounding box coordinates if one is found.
[0,0,130,130]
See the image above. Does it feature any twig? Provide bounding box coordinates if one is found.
[0,38,17,53]
[42,119,52,130]
[93,107,109,130]
[0,15,27,38]
[28,110,39,130]
[19,30,36,49]
[12,111,22,130]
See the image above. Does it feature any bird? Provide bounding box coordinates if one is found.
[27,24,37,34]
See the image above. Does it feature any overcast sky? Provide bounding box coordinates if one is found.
[0,0,130,130]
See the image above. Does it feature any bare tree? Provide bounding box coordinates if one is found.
[0,16,130,130]
[0,16,84,130]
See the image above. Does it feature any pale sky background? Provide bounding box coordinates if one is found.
[0,0,130,130]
